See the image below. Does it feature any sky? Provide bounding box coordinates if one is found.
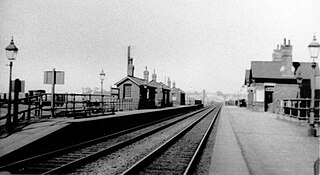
[0,0,319,94]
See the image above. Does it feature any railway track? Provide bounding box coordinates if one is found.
[122,104,221,175]
[0,106,212,174]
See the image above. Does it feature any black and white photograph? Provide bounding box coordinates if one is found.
[0,0,319,174]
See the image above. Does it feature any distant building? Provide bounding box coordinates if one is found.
[114,46,176,109]
[245,38,320,112]
[148,71,172,107]
[114,46,156,109]
[170,81,186,106]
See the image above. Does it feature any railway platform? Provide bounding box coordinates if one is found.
[0,108,159,161]
[210,106,319,175]
[0,105,201,166]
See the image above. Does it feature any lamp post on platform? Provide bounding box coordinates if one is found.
[296,71,303,99]
[100,70,105,95]
[308,35,320,136]
[5,37,18,132]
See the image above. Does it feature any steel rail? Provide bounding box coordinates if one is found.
[0,107,209,174]
[44,107,210,174]
[183,105,221,175]
[121,105,219,175]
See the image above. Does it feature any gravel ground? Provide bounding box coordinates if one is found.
[68,109,210,175]
[136,107,219,174]
[192,111,221,175]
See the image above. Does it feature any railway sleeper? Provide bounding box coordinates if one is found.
[32,162,63,168]
[47,159,72,163]
[16,166,52,173]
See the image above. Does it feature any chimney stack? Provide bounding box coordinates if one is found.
[127,46,134,77]
[152,69,157,81]
[144,66,149,83]
[167,77,171,88]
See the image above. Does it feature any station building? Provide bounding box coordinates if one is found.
[245,38,320,112]
[170,81,186,106]
[115,46,183,109]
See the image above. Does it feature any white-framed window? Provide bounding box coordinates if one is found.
[124,84,132,98]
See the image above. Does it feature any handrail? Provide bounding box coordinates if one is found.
[274,98,320,121]
[0,93,154,134]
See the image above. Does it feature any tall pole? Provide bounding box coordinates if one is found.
[308,63,316,136]
[101,81,103,95]
[6,61,13,131]
[51,68,56,118]
[101,80,104,106]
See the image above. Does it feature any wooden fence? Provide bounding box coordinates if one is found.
[273,98,320,121]
[0,93,141,133]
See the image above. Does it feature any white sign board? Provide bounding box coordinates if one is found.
[255,89,264,102]
[44,71,65,84]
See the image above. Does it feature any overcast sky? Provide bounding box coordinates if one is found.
[0,0,319,94]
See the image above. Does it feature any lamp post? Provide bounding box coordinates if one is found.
[308,35,320,136]
[5,37,18,131]
[296,71,303,99]
[100,70,105,95]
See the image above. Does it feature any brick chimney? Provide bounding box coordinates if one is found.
[144,66,149,83]
[152,69,157,81]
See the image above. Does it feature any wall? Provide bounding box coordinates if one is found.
[273,84,298,102]
[118,79,140,100]
[271,84,298,113]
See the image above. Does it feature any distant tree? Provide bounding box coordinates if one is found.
[216,90,227,99]
[93,87,100,94]
[83,87,93,94]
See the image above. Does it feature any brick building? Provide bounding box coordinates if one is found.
[170,81,186,106]
[245,38,320,112]
[114,46,174,109]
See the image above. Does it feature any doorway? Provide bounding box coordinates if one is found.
[264,86,274,112]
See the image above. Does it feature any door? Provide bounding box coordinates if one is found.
[264,86,274,112]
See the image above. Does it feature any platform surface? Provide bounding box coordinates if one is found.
[0,106,182,162]
[210,106,319,175]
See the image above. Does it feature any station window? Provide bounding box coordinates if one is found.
[124,84,132,98]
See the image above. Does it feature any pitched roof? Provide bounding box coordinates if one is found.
[114,76,146,86]
[171,87,185,93]
[148,80,170,90]
[251,61,319,80]
[148,80,159,88]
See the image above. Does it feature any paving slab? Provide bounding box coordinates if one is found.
[0,119,69,158]
[210,106,250,175]
[211,106,319,175]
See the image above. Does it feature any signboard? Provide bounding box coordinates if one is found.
[11,79,25,93]
[255,89,264,102]
[111,88,119,96]
[44,71,65,84]
[265,87,274,92]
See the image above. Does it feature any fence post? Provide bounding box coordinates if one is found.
[88,94,92,116]
[282,100,285,116]
[288,100,292,117]
[73,94,76,117]
[297,100,301,118]
[39,94,43,118]
[13,79,21,126]
[27,96,31,120]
